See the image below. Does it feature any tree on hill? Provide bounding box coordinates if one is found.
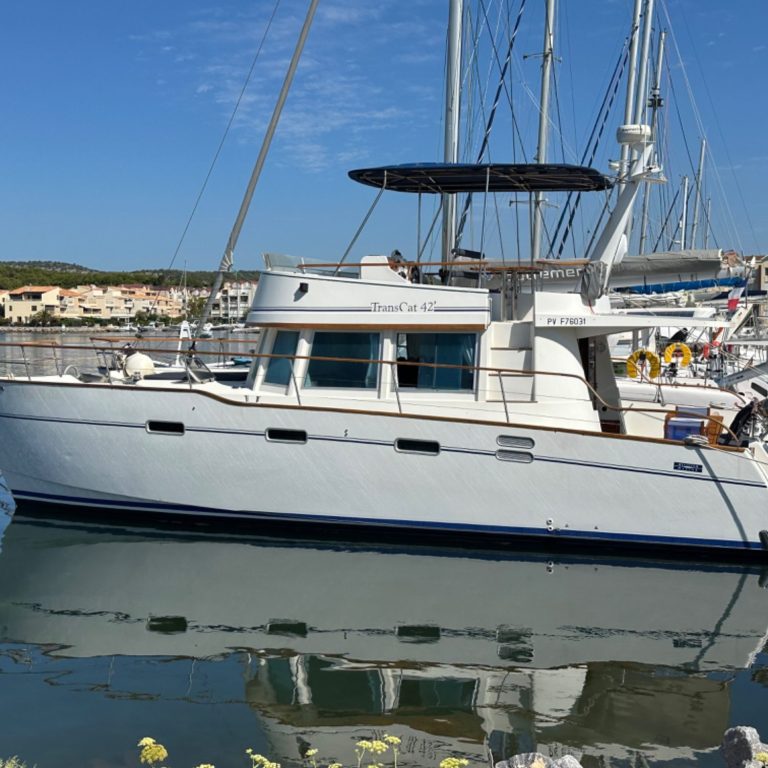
[0,262,259,291]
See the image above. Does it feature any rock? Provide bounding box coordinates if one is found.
[550,756,583,768]
[496,753,553,768]
[722,726,767,768]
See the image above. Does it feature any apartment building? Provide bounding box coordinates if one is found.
[0,286,62,324]
[0,281,252,324]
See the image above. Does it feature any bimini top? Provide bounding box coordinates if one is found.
[348,162,614,194]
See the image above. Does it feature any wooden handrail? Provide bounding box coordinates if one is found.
[267,259,542,273]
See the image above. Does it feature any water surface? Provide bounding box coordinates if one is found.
[1,499,768,768]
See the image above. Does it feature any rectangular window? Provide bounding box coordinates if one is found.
[264,331,299,386]
[146,421,185,435]
[394,438,440,456]
[265,428,307,444]
[396,333,476,391]
[306,332,379,389]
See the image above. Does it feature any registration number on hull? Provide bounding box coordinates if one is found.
[674,462,703,474]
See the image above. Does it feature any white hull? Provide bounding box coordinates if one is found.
[1,379,767,553]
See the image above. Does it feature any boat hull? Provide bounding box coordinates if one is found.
[1,379,767,553]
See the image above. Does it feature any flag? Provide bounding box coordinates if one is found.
[727,284,745,312]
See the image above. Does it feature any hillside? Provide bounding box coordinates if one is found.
[0,262,260,291]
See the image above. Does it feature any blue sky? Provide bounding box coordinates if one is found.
[1,0,766,273]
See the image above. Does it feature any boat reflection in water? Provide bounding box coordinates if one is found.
[1,509,768,767]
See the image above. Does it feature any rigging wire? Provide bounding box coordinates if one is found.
[651,185,681,252]
[550,41,628,258]
[561,0,584,254]
[657,0,753,252]
[455,0,528,245]
[146,0,284,318]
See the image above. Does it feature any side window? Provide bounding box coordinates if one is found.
[264,331,300,386]
[306,332,380,388]
[396,333,476,391]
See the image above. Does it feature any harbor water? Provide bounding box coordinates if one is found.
[1,331,768,767]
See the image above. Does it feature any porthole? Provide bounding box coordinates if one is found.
[146,421,185,435]
[497,435,535,449]
[394,438,440,456]
[266,428,308,444]
[495,449,534,463]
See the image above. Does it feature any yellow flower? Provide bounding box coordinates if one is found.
[756,755,768,765]
[328,763,343,768]
[139,741,169,766]
[307,750,319,757]
[369,742,389,756]
[383,736,401,747]
[247,755,281,768]
[195,764,215,768]
[439,759,469,768]
[356,742,373,751]
[137,738,156,747]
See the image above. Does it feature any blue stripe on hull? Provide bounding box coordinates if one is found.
[10,488,764,553]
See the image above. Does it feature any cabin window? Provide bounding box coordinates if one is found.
[305,332,379,388]
[264,331,299,386]
[395,333,476,390]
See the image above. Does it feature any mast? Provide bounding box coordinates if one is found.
[195,0,320,334]
[633,0,655,127]
[625,0,654,245]
[638,28,666,255]
[689,138,706,248]
[619,0,643,190]
[679,175,689,250]
[704,198,712,248]
[531,0,556,262]
[441,0,463,262]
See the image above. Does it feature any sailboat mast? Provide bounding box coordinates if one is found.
[619,0,643,191]
[531,0,556,262]
[679,175,689,250]
[625,0,654,246]
[196,0,320,333]
[442,0,463,262]
[704,198,712,248]
[689,138,706,248]
[638,28,666,255]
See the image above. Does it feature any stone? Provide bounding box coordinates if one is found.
[721,727,766,768]
[496,753,553,768]
[550,756,583,768]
